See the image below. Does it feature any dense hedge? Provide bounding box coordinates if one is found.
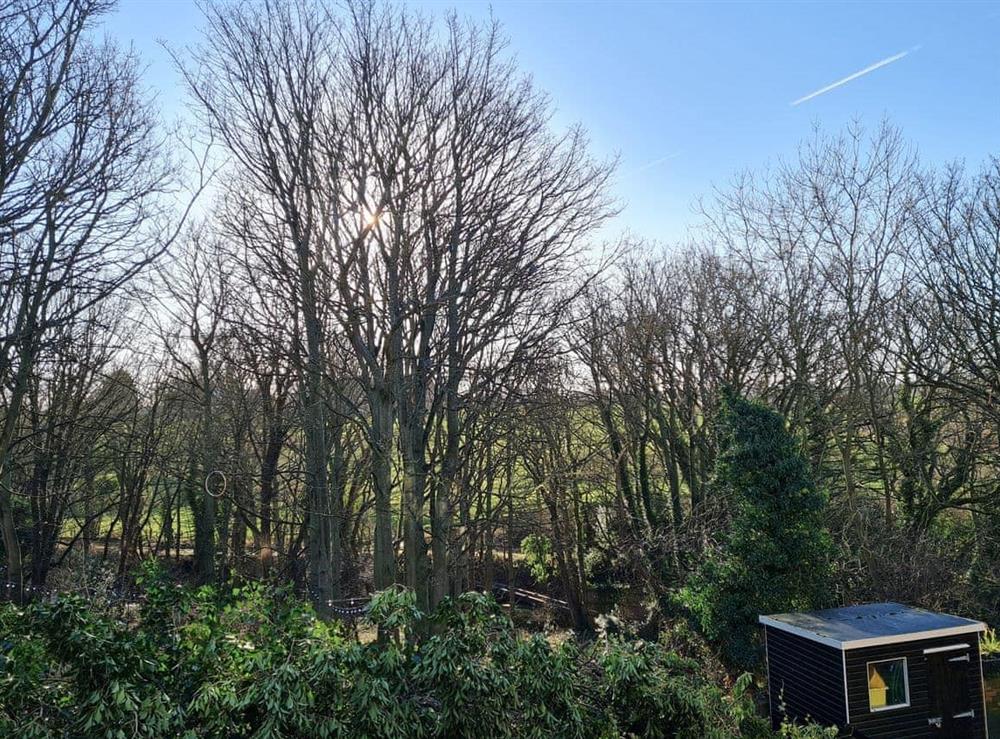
[0,565,833,738]
[679,390,834,670]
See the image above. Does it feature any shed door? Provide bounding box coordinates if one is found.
[927,650,975,738]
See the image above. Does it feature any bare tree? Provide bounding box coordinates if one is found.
[184,0,614,617]
[182,0,348,606]
[147,227,231,583]
[0,0,174,595]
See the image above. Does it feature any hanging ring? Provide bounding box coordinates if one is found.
[205,470,228,498]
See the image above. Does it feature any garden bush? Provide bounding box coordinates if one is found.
[0,564,832,738]
[679,390,835,670]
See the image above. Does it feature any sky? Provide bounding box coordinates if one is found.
[104,0,1000,245]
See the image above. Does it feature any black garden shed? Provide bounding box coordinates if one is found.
[760,602,989,738]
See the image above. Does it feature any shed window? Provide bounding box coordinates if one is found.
[867,658,909,711]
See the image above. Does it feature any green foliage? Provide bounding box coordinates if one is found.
[0,569,832,738]
[776,721,839,739]
[520,533,555,584]
[981,627,1000,656]
[0,595,180,738]
[596,637,733,738]
[679,390,835,670]
[583,546,614,587]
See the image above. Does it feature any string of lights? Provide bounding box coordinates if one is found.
[1,573,564,620]
[0,580,144,604]
[1,576,373,620]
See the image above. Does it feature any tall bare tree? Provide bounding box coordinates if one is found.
[0,0,173,595]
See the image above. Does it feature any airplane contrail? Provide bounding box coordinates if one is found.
[791,48,918,106]
[625,150,682,177]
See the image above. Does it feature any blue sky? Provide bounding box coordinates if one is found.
[106,0,1000,244]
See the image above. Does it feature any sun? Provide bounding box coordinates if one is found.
[361,205,383,230]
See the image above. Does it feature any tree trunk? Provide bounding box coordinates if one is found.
[295,237,337,612]
[258,424,282,578]
[401,439,430,617]
[193,351,216,584]
[370,391,395,592]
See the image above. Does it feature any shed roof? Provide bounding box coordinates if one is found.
[759,602,986,650]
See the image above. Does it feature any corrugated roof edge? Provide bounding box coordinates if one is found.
[758,614,986,651]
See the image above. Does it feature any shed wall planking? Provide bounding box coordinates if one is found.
[763,625,847,728]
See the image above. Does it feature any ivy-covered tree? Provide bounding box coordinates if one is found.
[680,389,834,669]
